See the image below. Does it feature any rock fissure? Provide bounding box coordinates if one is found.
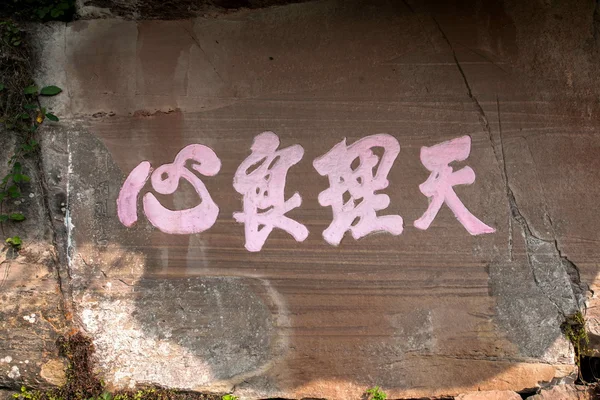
[506,154,587,320]
[400,0,415,14]
[546,216,592,303]
[432,19,589,372]
[181,23,226,85]
[432,16,495,147]
[33,138,74,326]
[435,15,588,321]
[433,17,514,233]
[417,352,563,365]
[594,0,600,44]
[35,127,79,335]
[506,181,589,317]
[554,243,590,310]
[62,24,73,118]
[495,96,514,262]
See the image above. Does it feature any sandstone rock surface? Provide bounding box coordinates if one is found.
[526,385,595,400]
[456,390,521,400]
[2,0,600,399]
[0,133,67,390]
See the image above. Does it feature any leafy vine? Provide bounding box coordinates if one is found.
[0,20,62,250]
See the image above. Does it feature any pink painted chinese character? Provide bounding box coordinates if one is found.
[117,144,221,234]
[413,135,495,235]
[313,134,404,246]
[233,132,308,252]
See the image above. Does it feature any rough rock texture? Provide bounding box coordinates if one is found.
[0,390,16,400]
[526,384,595,400]
[0,133,68,390]
[455,390,521,400]
[2,0,600,399]
[77,0,312,20]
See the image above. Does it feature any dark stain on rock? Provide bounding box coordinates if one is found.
[132,108,182,118]
[133,276,279,380]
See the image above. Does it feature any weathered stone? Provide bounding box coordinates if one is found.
[79,0,313,20]
[0,131,68,390]
[39,359,67,386]
[526,384,595,400]
[0,390,17,400]
[456,390,522,400]
[12,0,600,398]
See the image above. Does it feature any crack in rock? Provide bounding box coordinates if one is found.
[594,0,600,44]
[432,16,589,320]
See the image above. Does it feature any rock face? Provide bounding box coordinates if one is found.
[526,385,595,400]
[0,134,68,390]
[456,390,522,400]
[2,0,600,399]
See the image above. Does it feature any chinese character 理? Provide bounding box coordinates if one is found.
[313,134,404,246]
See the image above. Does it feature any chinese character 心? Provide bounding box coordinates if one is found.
[117,144,221,234]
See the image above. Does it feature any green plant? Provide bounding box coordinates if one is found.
[0,78,62,249]
[222,395,238,400]
[0,0,76,21]
[13,386,39,400]
[5,235,22,249]
[562,311,589,367]
[34,0,73,19]
[0,21,22,46]
[87,392,112,400]
[1,20,62,251]
[0,82,58,246]
[365,386,387,400]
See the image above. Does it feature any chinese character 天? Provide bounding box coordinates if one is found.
[413,135,495,235]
